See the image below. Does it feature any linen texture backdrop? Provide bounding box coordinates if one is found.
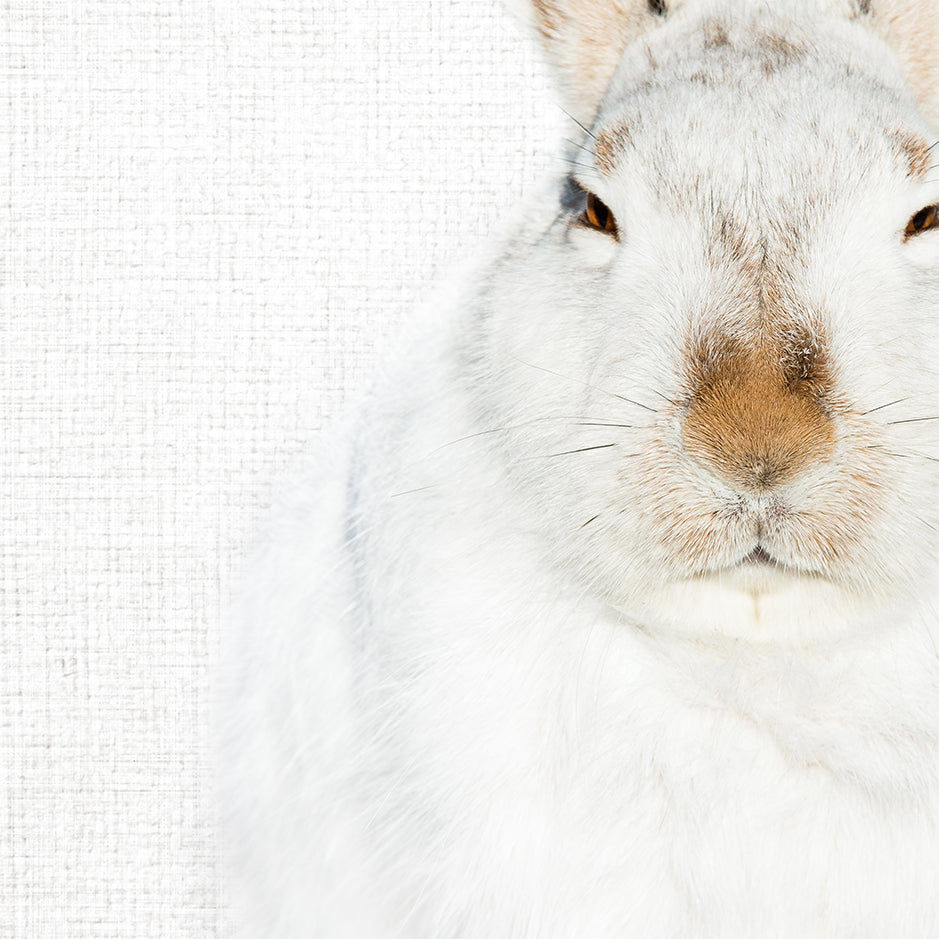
[1,0,556,934]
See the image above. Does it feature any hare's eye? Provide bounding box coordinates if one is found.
[581,193,618,237]
[905,205,939,238]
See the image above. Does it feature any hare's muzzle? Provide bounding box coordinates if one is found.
[681,330,835,492]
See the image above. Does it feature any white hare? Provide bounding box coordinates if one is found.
[219,1,939,935]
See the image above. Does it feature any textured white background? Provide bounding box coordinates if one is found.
[0,0,558,934]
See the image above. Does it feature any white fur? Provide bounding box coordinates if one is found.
[219,1,939,935]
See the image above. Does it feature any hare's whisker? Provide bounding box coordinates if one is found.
[561,106,599,141]
[539,443,618,458]
[509,355,659,412]
[648,388,681,406]
[862,397,910,415]
[560,159,600,172]
[575,421,636,428]
[615,394,658,413]
[564,137,596,155]
[423,416,642,458]
[881,449,939,464]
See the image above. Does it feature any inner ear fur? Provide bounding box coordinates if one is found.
[867,0,939,128]
[508,0,660,125]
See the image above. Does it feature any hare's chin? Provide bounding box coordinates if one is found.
[697,546,824,593]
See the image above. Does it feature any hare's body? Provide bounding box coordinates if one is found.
[221,1,939,935]
[225,337,939,938]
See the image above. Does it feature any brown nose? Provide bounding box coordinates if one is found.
[681,334,834,491]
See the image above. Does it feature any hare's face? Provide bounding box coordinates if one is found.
[471,6,939,641]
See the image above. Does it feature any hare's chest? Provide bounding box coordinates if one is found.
[538,696,939,938]
[371,541,939,936]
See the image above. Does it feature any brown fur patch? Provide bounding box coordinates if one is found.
[690,215,838,490]
[759,32,804,63]
[688,67,716,87]
[703,20,731,50]
[890,130,932,179]
[682,330,835,491]
[757,31,806,76]
[713,214,757,267]
[594,122,632,174]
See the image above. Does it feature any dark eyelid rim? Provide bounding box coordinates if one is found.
[561,173,609,211]
[560,174,587,213]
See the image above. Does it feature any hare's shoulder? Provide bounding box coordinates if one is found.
[219,429,364,800]
[219,429,402,935]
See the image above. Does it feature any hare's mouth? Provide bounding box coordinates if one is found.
[741,545,775,566]
[721,543,823,584]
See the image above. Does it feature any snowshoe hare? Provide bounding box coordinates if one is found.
[220,0,939,935]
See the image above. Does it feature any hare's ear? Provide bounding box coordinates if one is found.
[506,0,663,124]
[866,0,939,128]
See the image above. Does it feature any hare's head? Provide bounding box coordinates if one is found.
[468,0,939,641]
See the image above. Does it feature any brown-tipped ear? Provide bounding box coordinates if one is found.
[505,0,661,125]
[866,0,939,128]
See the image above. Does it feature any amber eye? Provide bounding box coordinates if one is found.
[905,204,939,238]
[581,192,618,237]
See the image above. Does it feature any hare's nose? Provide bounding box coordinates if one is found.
[680,333,834,492]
